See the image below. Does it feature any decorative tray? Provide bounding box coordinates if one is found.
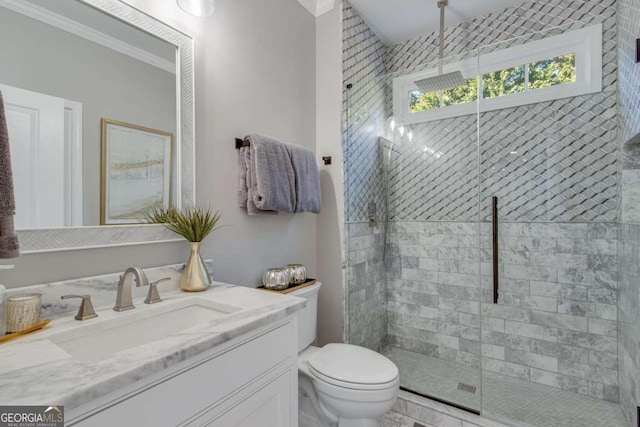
[257,279,317,294]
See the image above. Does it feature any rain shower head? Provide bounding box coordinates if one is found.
[414,71,465,93]
[414,0,465,93]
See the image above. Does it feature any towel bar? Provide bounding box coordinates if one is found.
[235,138,249,149]
[237,138,332,166]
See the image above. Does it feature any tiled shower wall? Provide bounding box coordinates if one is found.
[342,0,623,403]
[384,0,619,402]
[387,0,618,401]
[342,2,387,351]
[385,0,618,223]
[388,221,620,402]
[617,0,640,424]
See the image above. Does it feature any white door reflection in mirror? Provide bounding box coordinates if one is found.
[2,84,82,228]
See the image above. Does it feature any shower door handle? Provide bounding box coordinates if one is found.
[492,196,499,304]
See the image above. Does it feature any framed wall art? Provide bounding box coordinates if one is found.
[101,119,173,225]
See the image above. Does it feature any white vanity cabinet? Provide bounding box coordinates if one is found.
[66,318,298,427]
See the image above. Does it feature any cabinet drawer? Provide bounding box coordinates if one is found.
[71,322,293,427]
[205,370,292,427]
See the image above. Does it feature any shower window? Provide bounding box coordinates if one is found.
[443,77,478,106]
[529,53,577,89]
[409,89,439,113]
[482,65,526,99]
[393,25,601,124]
[483,54,576,99]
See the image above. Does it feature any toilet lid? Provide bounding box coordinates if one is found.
[307,344,398,386]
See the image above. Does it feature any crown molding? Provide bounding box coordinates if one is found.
[0,0,175,74]
[297,0,336,17]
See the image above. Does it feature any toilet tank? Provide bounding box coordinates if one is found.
[289,282,322,352]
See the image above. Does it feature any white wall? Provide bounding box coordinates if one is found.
[0,0,318,288]
[315,3,345,345]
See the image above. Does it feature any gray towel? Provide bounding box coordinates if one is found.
[247,133,296,213]
[242,146,276,215]
[237,147,248,209]
[285,143,321,213]
[0,91,19,259]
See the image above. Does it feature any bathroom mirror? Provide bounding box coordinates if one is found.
[0,0,195,252]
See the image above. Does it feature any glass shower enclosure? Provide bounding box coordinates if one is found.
[344,20,626,427]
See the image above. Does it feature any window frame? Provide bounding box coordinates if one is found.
[393,24,602,124]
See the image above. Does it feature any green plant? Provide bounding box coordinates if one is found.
[145,206,223,242]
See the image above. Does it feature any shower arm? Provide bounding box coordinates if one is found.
[438,0,447,76]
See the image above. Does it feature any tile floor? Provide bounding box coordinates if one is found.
[382,410,433,427]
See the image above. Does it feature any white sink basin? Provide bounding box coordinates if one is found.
[49,298,241,361]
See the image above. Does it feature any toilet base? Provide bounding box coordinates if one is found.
[338,418,380,427]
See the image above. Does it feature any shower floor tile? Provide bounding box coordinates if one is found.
[383,346,481,411]
[383,346,627,427]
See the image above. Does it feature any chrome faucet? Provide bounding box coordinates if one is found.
[113,267,149,312]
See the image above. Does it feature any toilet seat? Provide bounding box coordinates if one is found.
[307,343,399,390]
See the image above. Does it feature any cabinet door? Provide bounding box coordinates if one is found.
[69,323,293,427]
[206,370,292,427]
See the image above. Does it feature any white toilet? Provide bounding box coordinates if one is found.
[292,282,399,427]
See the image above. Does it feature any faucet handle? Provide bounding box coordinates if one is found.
[144,278,169,305]
[150,278,171,286]
[61,295,98,321]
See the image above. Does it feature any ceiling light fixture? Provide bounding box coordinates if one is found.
[177,0,215,17]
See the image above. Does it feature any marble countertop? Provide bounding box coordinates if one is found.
[0,283,305,409]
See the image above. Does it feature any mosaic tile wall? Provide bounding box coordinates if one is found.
[384,0,618,222]
[343,2,387,223]
[617,0,640,424]
[342,2,388,351]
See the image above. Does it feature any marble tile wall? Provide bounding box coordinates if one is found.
[617,223,640,426]
[346,222,387,351]
[387,221,619,402]
[617,0,640,424]
[342,2,389,351]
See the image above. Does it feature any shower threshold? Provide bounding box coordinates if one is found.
[399,386,481,415]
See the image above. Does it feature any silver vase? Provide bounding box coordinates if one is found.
[262,268,290,291]
[285,264,307,285]
[180,242,212,292]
